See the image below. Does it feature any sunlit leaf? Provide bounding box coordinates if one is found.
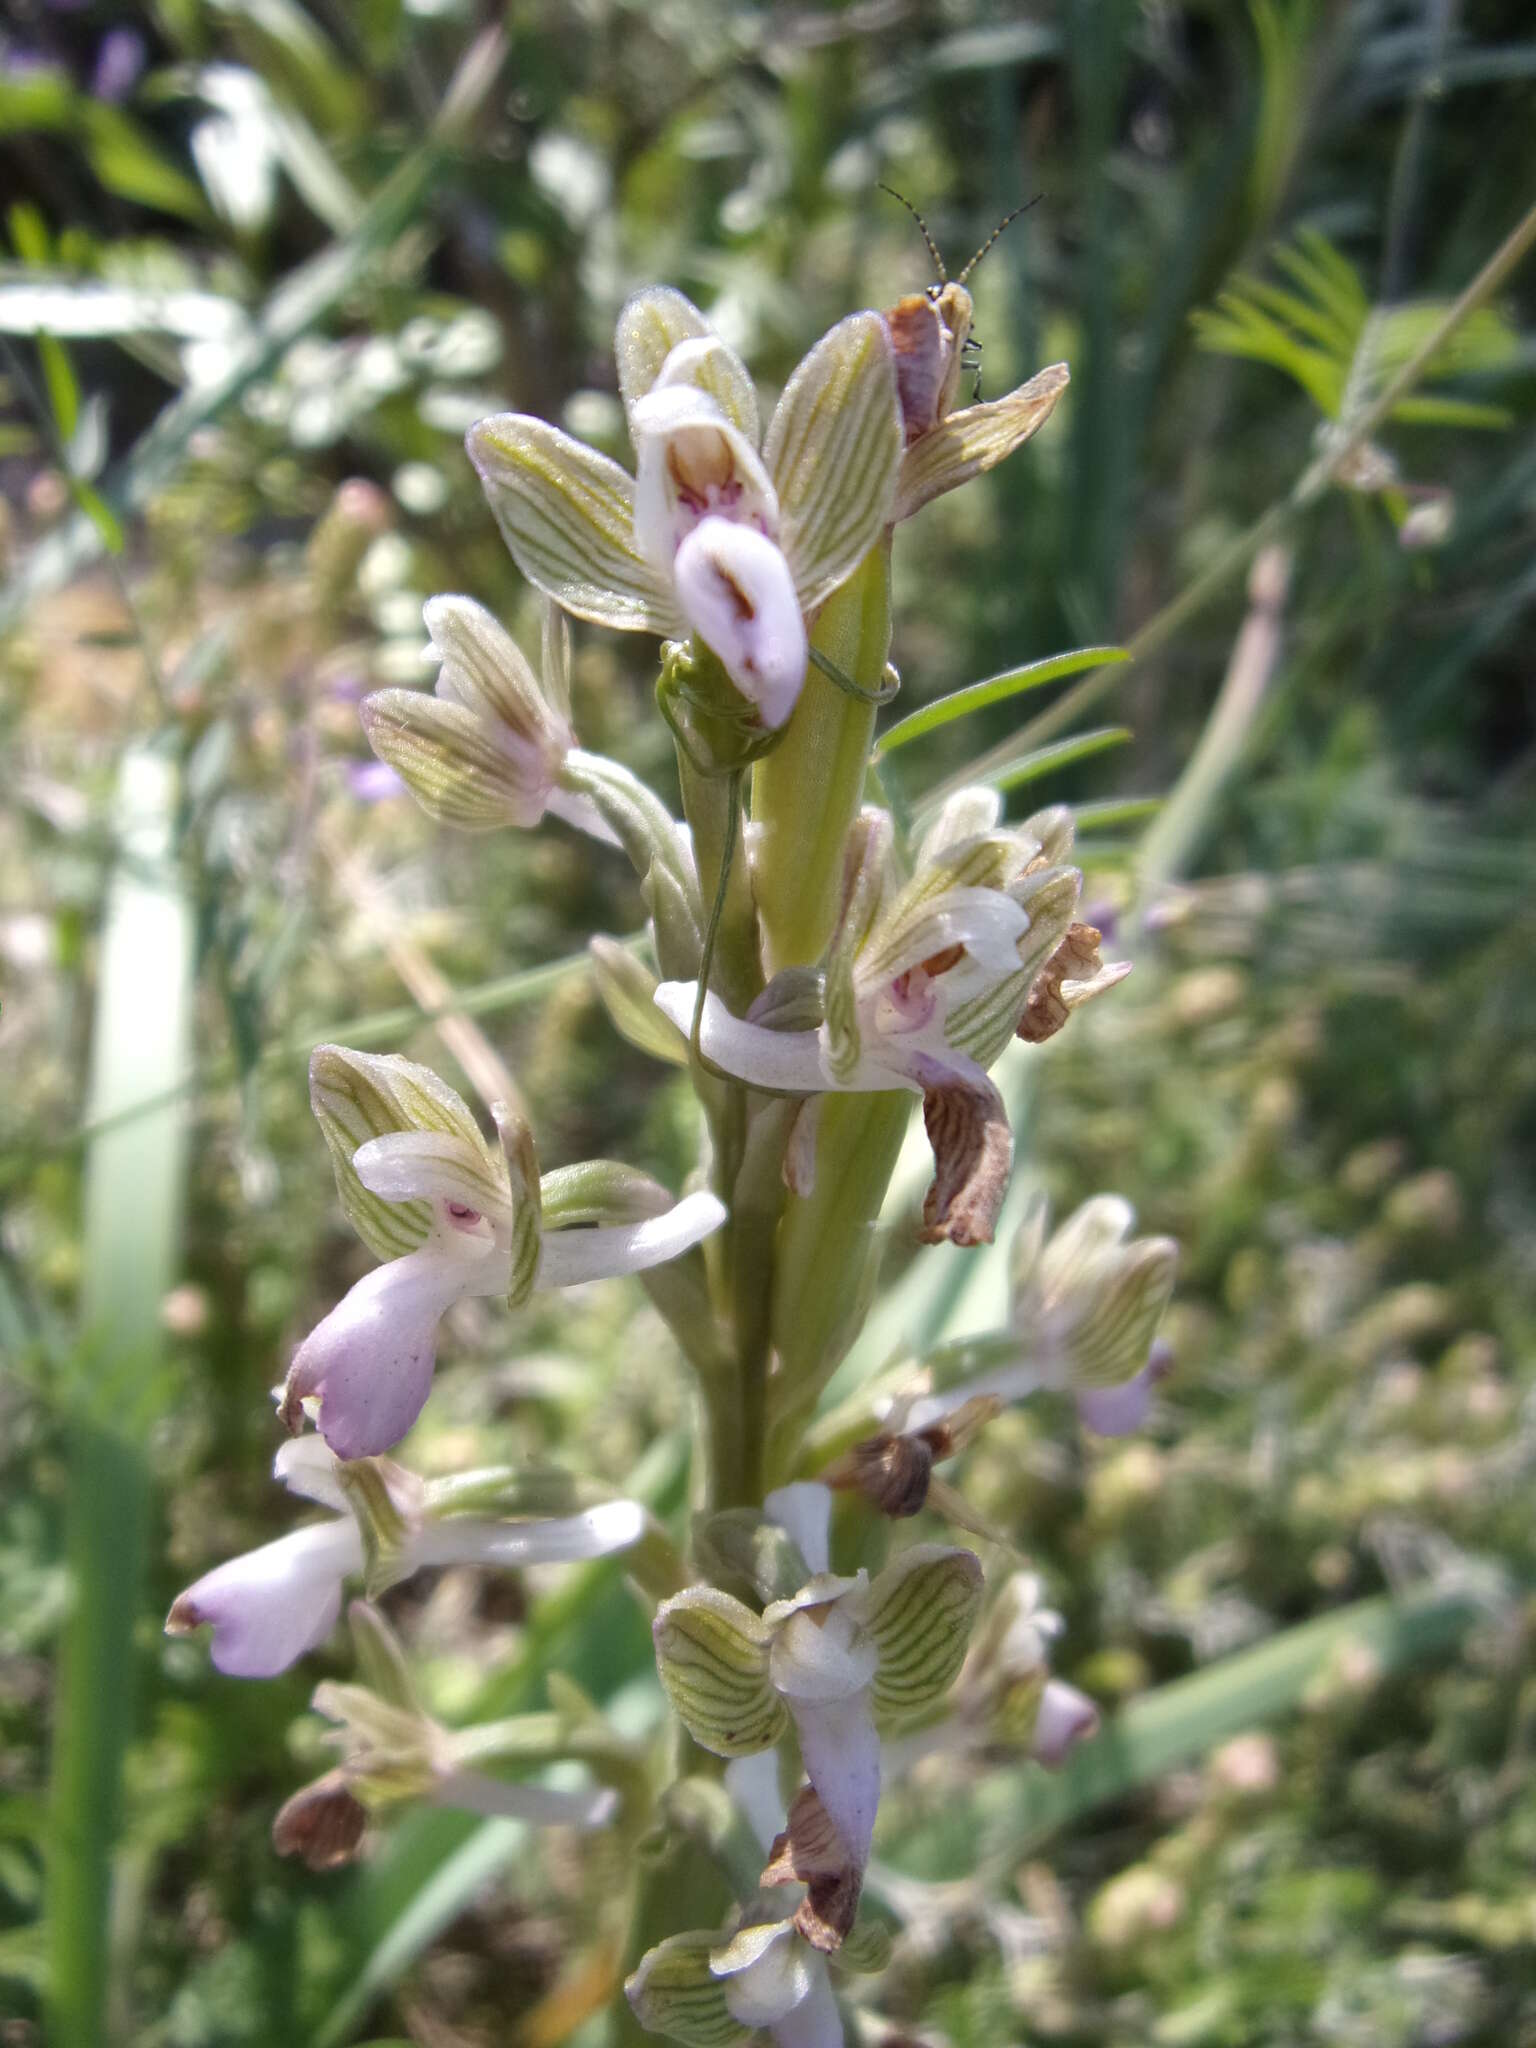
[874,648,1127,759]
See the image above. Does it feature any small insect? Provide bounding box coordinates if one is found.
[879,184,1040,442]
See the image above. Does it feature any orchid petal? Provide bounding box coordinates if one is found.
[360,689,555,831]
[423,594,560,742]
[785,1691,881,1872]
[651,332,762,444]
[615,285,760,443]
[672,518,808,729]
[534,1188,726,1289]
[1076,1343,1173,1435]
[765,1481,833,1578]
[653,1587,788,1758]
[632,384,779,570]
[166,1519,359,1678]
[715,1922,814,2029]
[626,1931,751,2047]
[768,1959,842,2048]
[352,1129,511,1224]
[415,1498,646,1569]
[1037,1194,1137,1292]
[467,413,682,633]
[915,786,1004,865]
[763,311,902,611]
[281,1238,498,1460]
[654,984,833,1094]
[309,1045,495,1262]
[859,1545,984,1722]
[893,362,1069,523]
[915,1055,1013,1247]
[769,1609,879,1706]
[274,1435,348,1512]
[1031,1678,1101,1766]
[862,884,1029,988]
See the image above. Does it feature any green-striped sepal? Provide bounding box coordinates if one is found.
[860,1544,984,1726]
[652,1587,789,1757]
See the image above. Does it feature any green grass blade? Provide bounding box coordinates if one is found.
[47,747,193,2048]
[874,647,1126,759]
[1069,794,1164,831]
[889,1585,1484,1882]
[989,724,1133,795]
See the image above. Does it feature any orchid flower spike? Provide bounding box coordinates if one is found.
[903,1194,1179,1441]
[275,1044,726,1460]
[165,1437,649,1679]
[659,794,1129,1245]
[467,287,904,732]
[652,1480,981,1882]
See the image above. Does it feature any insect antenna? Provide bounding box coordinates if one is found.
[878,182,947,284]
[956,194,1043,284]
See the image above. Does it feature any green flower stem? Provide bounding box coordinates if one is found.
[751,541,893,973]
[637,1253,746,1511]
[720,1096,799,1507]
[676,752,761,1017]
[764,1089,911,1488]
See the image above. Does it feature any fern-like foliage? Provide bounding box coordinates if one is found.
[1193,228,1517,433]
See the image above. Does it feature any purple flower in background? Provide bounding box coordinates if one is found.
[347,759,405,803]
[91,26,145,103]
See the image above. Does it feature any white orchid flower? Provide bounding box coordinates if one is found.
[658,794,1124,1244]
[276,1044,726,1460]
[165,1438,648,1679]
[903,1194,1178,1440]
[467,287,903,731]
[359,594,619,840]
[653,1479,981,1880]
[626,1755,893,2048]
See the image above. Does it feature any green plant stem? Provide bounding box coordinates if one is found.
[720,1097,798,1508]
[49,749,192,2048]
[676,754,760,1015]
[765,1090,912,1488]
[752,543,893,971]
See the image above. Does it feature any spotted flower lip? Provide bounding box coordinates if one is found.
[164,1439,648,1679]
[276,1043,727,1461]
[466,285,904,730]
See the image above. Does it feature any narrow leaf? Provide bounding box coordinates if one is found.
[875,648,1126,758]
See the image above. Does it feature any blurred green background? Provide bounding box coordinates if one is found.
[2,2,1535,2044]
